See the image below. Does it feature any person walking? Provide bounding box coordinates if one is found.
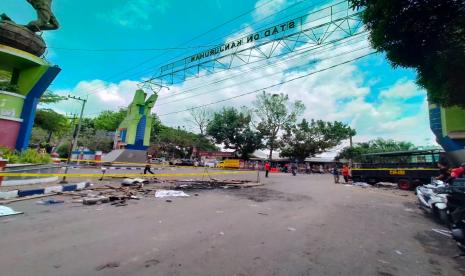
[291,162,298,176]
[265,161,271,178]
[144,155,155,175]
[342,164,350,183]
[332,166,340,183]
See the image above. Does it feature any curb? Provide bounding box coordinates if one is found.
[0,182,90,200]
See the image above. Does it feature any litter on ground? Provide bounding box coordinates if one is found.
[155,190,189,198]
[0,206,23,217]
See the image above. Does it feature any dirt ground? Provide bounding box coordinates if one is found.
[1,172,464,276]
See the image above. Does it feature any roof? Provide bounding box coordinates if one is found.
[362,149,443,157]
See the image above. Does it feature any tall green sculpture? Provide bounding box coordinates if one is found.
[114,90,158,150]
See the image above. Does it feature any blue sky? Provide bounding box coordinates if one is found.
[1,0,434,145]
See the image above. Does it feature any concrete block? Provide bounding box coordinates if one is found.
[0,190,19,199]
[44,185,63,194]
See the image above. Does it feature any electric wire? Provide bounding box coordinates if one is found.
[157,51,377,117]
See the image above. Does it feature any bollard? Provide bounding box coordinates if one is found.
[0,157,8,187]
[95,151,102,167]
[51,152,60,165]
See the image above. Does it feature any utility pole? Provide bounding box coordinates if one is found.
[349,132,354,168]
[60,95,87,184]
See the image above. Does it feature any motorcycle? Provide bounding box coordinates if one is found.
[436,179,465,256]
[416,178,448,224]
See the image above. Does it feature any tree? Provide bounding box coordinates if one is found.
[336,138,416,162]
[253,91,305,160]
[78,129,114,153]
[350,0,465,107]
[34,109,69,142]
[207,107,263,160]
[39,90,67,104]
[93,109,127,131]
[280,119,355,162]
[188,107,211,135]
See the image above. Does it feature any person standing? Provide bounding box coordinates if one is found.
[332,166,340,183]
[342,164,350,183]
[265,161,271,178]
[144,155,155,175]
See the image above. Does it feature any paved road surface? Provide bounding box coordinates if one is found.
[1,173,464,275]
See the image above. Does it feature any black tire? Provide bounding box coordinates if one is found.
[0,21,45,56]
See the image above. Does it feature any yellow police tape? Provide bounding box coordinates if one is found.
[58,158,199,168]
[0,171,256,178]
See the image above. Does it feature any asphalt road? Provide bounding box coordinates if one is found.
[1,173,464,276]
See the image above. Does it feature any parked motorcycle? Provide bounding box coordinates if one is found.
[437,179,465,256]
[416,178,448,224]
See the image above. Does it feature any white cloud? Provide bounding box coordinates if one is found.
[103,0,169,30]
[253,0,287,20]
[379,79,424,99]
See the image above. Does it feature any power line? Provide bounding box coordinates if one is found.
[80,0,278,96]
[156,45,372,107]
[48,44,223,52]
[81,0,332,97]
[154,33,369,103]
[158,51,377,117]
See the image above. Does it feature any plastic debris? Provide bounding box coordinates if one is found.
[0,205,23,217]
[122,178,149,186]
[287,227,296,231]
[155,190,189,198]
[395,250,403,255]
[36,198,64,205]
[353,182,371,188]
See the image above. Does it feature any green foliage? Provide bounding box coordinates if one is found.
[34,109,70,142]
[17,149,52,164]
[253,91,305,159]
[153,125,218,158]
[94,109,127,131]
[280,119,355,162]
[39,91,67,104]
[207,107,263,160]
[77,129,114,153]
[56,143,70,158]
[336,138,416,162]
[350,0,465,107]
[0,147,51,164]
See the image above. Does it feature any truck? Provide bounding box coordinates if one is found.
[351,149,443,190]
[217,159,240,169]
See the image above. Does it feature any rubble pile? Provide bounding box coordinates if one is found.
[55,178,261,207]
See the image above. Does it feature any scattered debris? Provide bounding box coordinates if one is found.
[83,196,110,205]
[219,232,225,236]
[352,182,371,188]
[95,262,120,271]
[122,178,149,187]
[395,250,403,255]
[36,198,64,205]
[0,205,23,217]
[155,190,189,198]
[287,227,296,231]
[173,179,260,190]
[432,228,452,238]
[165,199,172,203]
[257,212,268,216]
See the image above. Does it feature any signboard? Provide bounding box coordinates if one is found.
[160,19,298,73]
[198,151,235,158]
